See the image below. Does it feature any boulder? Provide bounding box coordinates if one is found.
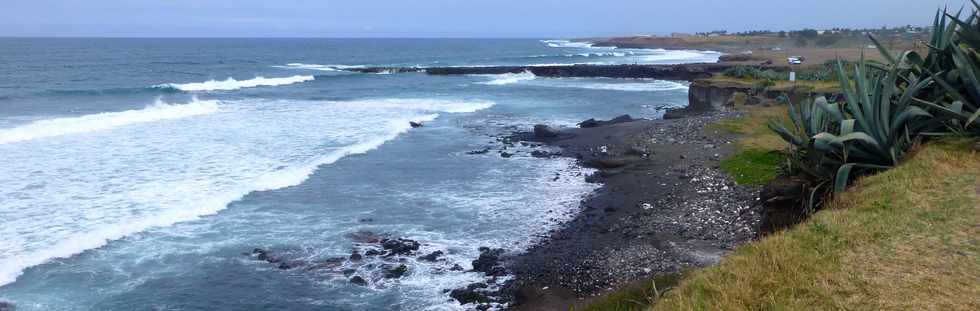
[419,251,444,262]
[409,121,423,128]
[350,276,368,286]
[579,115,635,128]
[500,152,514,158]
[471,248,506,276]
[450,287,491,305]
[381,238,420,256]
[533,124,561,139]
[382,264,409,279]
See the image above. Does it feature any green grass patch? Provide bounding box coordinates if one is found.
[719,149,782,185]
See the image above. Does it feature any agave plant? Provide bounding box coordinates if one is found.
[770,53,933,194]
[872,5,980,134]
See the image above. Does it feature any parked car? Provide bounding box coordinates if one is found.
[787,56,803,65]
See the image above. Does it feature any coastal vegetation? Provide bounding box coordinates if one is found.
[583,5,980,311]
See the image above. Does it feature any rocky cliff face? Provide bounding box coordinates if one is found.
[687,80,746,111]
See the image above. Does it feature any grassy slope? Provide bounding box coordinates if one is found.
[654,138,980,310]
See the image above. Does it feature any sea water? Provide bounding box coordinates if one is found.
[0,38,718,310]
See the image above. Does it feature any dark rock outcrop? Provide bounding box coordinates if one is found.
[472,247,507,276]
[409,121,424,128]
[381,238,420,256]
[419,251,444,262]
[350,276,368,286]
[450,286,492,305]
[533,124,561,139]
[578,115,635,128]
[382,264,409,279]
[0,301,14,311]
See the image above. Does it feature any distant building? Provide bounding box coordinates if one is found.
[671,32,693,38]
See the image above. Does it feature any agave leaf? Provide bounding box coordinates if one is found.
[767,121,803,146]
[834,164,856,193]
[869,35,896,65]
[950,47,980,110]
[831,132,882,149]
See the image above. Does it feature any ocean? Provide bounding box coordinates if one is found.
[0,38,718,310]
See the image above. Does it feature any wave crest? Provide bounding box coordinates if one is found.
[475,71,537,86]
[0,98,221,145]
[154,75,315,92]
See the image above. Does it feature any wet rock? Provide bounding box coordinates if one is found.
[467,148,491,155]
[345,231,382,243]
[419,250,444,262]
[252,248,278,263]
[305,257,344,271]
[0,301,13,311]
[578,118,601,128]
[579,115,635,128]
[450,287,491,305]
[381,238,420,256]
[450,264,465,271]
[349,251,363,261]
[500,151,514,158]
[382,264,409,279]
[365,249,383,256]
[350,276,368,286]
[533,124,560,139]
[409,121,423,128]
[472,248,506,276]
[530,150,553,158]
[595,158,628,168]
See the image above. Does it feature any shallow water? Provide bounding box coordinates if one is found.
[0,38,717,310]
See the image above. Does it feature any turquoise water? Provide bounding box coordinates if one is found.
[0,38,718,310]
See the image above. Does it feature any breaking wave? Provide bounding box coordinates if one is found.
[0,97,221,145]
[153,75,315,92]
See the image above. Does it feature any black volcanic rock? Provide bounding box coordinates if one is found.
[533,124,560,139]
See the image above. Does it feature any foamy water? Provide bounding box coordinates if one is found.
[154,75,315,91]
[476,73,689,92]
[0,98,493,287]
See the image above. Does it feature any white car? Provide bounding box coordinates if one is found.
[787,57,803,65]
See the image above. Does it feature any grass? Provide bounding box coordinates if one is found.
[706,102,791,186]
[653,138,980,310]
[706,75,841,94]
[719,149,782,185]
[573,274,683,311]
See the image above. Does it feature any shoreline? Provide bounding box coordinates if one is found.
[500,112,762,310]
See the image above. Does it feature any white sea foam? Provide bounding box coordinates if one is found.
[274,63,367,72]
[0,97,220,145]
[0,98,494,287]
[548,79,690,92]
[476,75,688,92]
[474,71,537,85]
[154,75,315,92]
[540,39,600,49]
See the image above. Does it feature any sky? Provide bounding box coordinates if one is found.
[0,0,972,38]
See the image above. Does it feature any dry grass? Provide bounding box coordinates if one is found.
[653,138,980,310]
[705,103,789,152]
[706,75,841,94]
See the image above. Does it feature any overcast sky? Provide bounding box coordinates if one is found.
[0,0,971,38]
